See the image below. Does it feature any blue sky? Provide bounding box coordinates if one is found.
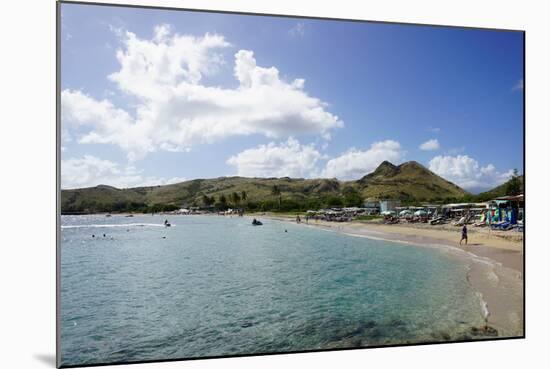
[60,3,524,193]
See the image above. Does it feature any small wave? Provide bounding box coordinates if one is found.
[464,251,502,268]
[475,291,490,322]
[486,269,500,284]
[61,223,171,229]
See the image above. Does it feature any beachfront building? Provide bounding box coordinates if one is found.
[487,194,524,224]
[379,199,401,213]
[363,198,380,215]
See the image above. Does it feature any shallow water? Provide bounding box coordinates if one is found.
[60,214,488,366]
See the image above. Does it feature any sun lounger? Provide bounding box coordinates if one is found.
[452,216,466,226]
[491,221,511,231]
[429,216,446,225]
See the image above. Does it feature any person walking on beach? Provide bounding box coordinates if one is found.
[460,224,468,245]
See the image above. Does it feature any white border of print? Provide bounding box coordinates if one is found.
[1,1,548,369]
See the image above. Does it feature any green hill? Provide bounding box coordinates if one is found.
[356,161,467,202]
[61,160,470,214]
[476,174,524,201]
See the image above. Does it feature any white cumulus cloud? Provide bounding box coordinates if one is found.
[61,89,144,158]
[61,155,186,189]
[227,138,323,178]
[428,155,513,191]
[61,25,342,160]
[321,140,404,180]
[109,26,231,99]
[419,138,440,151]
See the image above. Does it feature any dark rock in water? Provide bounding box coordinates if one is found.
[369,328,383,339]
[388,319,406,327]
[470,326,498,337]
[430,331,451,341]
[345,326,364,338]
[441,332,451,340]
[363,321,377,329]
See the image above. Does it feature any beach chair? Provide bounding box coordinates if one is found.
[516,220,524,232]
[452,216,466,226]
[491,221,511,231]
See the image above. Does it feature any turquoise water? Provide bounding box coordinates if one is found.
[60,215,487,366]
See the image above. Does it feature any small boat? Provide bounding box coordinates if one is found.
[252,219,263,226]
[164,219,171,227]
[125,214,134,218]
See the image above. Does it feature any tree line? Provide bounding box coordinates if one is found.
[62,171,523,214]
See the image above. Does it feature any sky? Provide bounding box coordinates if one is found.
[60,3,524,193]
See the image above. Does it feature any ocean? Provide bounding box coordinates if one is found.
[60,214,488,366]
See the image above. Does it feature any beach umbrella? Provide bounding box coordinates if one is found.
[414,210,428,216]
[381,210,396,216]
[399,209,412,216]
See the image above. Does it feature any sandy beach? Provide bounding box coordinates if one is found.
[253,213,524,338]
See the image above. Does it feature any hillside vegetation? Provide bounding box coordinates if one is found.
[475,173,524,201]
[61,161,515,214]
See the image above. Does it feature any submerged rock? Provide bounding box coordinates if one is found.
[388,319,406,327]
[469,326,498,337]
[430,331,452,341]
[369,328,383,339]
[363,320,377,329]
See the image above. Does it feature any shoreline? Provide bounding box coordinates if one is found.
[253,213,524,338]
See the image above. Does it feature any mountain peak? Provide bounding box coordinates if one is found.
[398,161,429,172]
[399,160,421,167]
[356,159,468,200]
[378,160,397,169]
[376,160,398,172]
[359,161,398,182]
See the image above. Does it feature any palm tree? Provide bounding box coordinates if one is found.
[231,192,241,206]
[219,194,227,207]
[505,169,522,196]
[271,185,282,209]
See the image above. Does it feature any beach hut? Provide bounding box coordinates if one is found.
[489,194,524,225]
